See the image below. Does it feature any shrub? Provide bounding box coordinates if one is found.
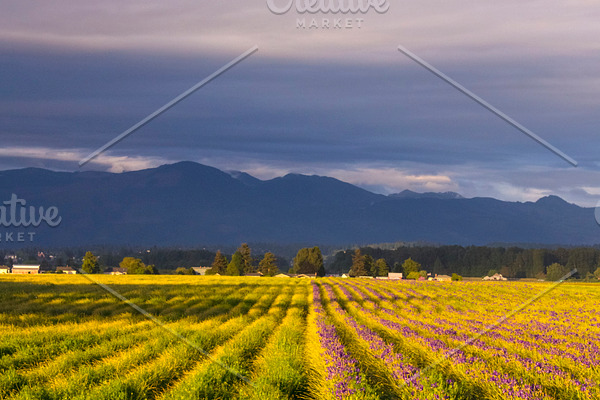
[406,271,420,280]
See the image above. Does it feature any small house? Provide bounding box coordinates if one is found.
[104,267,128,275]
[483,273,507,281]
[0,266,11,274]
[434,274,452,282]
[56,266,77,274]
[11,265,40,274]
[388,272,403,280]
[294,273,316,278]
[245,272,264,277]
[275,273,291,278]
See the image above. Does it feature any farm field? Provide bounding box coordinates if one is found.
[0,275,599,399]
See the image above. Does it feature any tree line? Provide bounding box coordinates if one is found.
[77,244,326,277]
[80,252,158,275]
[203,244,325,277]
[328,245,600,280]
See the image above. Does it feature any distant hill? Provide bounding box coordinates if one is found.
[0,161,598,247]
[389,190,465,200]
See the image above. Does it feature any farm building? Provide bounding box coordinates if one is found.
[275,273,291,278]
[434,274,452,282]
[192,267,211,275]
[245,272,264,277]
[56,266,77,274]
[287,273,316,278]
[11,265,40,274]
[104,267,128,275]
[0,266,10,274]
[388,272,403,280]
[483,273,507,281]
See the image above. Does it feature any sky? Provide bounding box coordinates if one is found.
[1,0,600,206]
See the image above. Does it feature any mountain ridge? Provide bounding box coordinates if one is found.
[0,161,597,247]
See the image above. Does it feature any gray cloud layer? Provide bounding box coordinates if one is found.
[1,1,599,206]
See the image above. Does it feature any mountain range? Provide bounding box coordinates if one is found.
[0,161,598,247]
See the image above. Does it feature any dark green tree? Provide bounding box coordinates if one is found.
[259,252,279,276]
[566,248,597,278]
[349,249,368,277]
[293,247,324,275]
[226,251,243,276]
[451,273,463,281]
[365,255,377,277]
[594,267,600,280]
[239,243,255,274]
[81,251,100,274]
[532,249,545,277]
[175,267,194,275]
[433,257,444,274]
[210,250,228,275]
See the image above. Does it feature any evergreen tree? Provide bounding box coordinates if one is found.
[433,257,444,274]
[566,247,597,278]
[349,249,368,277]
[365,255,377,277]
[210,250,228,275]
[81,251,100,274]
[532,249,545,277]
[239,243,255,274]
[226,252,243,276]
[259,252,279,276]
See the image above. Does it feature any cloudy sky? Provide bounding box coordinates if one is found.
[1,0,600,206]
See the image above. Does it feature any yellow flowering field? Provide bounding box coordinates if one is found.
[0,275,598,399]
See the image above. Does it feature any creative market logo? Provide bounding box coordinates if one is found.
[0,194,61,243]
[267,0,390,30]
